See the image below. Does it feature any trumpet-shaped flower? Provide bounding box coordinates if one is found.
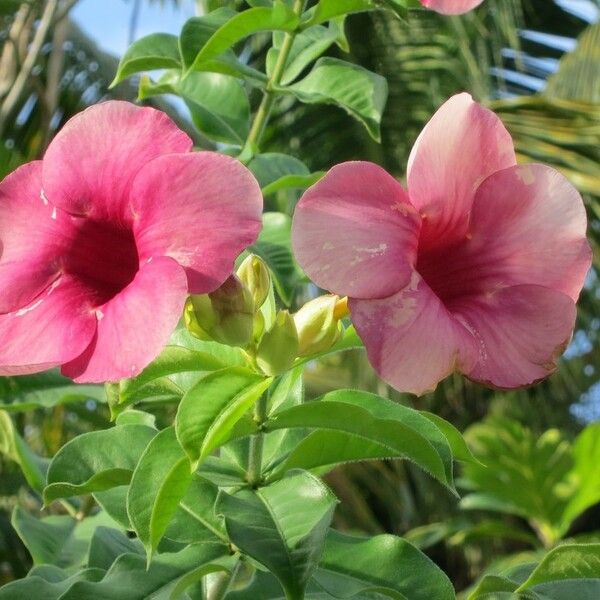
[292,93,591,395]
[420,0,484,14]
[0,101,262,382]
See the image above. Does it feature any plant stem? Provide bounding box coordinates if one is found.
[246,393,268,487]
[242,0,305,156]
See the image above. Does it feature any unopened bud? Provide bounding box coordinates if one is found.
[294,295,343,357]
[256,310,299,376]
[185,275,254,347]
[237,254,271,311]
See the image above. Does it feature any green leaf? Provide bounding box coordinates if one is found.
[561,422,600,530]
[87,526,143,570]
[303,0,374,26]
[11,507,118,569]
[422,411,479,464]
[165,476,228,544]
[187,2,300,75]
[180,8,236,69]
[3,543,232,600]
[0,371,104,412]
[267,390,455,491]
[111,33,181,86]
[250,212,304,306]
[114,409,156,428]
[219,470,337,599]
[248,152,310,187]
[268,22,345,85]
[118,345,226,406]
[140,71,251,145]
[284,57,388,141]
[516,544,600,593]
[0,568,104,600]
[43,424,156,504]
[0,410,47,492]
[93,486,131,530]
[315,530,455,600]
[262,172,324,197]
[176,367,272,470]
[127,426,193,560]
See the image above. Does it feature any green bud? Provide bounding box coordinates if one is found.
[184,295,214,341]
[256,310,299,376]
[237,254,271,311]
[294,295,343,357]
[185,275,254,347]
[252,310,265,343]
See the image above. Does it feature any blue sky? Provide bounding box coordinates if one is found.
[71,0,197,57]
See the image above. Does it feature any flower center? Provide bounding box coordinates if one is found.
[63,218,140,306]
[416,236,490,308]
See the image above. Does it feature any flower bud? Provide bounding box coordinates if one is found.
[185,275,254,347]
[256,310,299,376]
[237,254,271,311]
[294,295,343,357]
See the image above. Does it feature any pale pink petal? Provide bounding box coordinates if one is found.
[130,152,262,294]
[407,93,516,250]
[416,164,591,306]
[0,162,65,313]
[0,275,97,375]
[62,256,188,383]
[420,0,484,15]
[466,164,591,301]
[349,273,477,395]
[454,285,576,389]
[42,101,192,221]
[292,162,421,299]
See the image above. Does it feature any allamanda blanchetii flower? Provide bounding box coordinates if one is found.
[0,101,262,382]
[292,93,591,395]
[420,0,484,14]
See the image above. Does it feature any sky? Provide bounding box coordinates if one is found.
[71,0,197,58]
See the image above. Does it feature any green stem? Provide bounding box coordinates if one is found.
[242,0,305,156]
[246,393,268,487]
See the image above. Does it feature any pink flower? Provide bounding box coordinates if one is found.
[0,101,262,382]
[420,0,484,14]
[292,94,591,395]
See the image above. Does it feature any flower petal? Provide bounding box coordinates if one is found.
[349,273,477,395]
[130,152,263,294]
[61,256,188,383]
[292,162,421,299]
[42,101,192,220]
[0,276,97,375]
[420,0,484,15]
[407,93,515,250]
[455,285,577,389]
[467,164,591,301]
[0,162,64,313]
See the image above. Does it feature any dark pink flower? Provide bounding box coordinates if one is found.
[0,101,262,382]
[420,0,484,14]
[292,94,591,395]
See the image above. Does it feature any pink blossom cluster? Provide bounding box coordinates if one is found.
[0,95,590,395]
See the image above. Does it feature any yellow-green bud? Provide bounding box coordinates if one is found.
[237,254,271,311]
[252,310,265,343]
[185,275,254,347]
[294,295,343,357]
[256,310,299,376]
[184,295,214,341]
